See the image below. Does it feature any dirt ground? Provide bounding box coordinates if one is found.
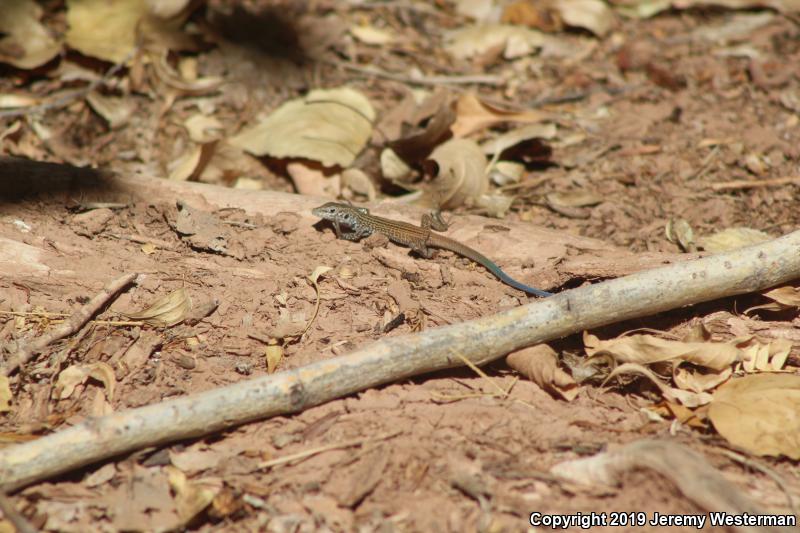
[1,1,800,532]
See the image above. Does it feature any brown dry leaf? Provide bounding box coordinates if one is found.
[744,285,800,313]
[696,227,771,252]
[673,365,731,393]
[665,218,695,252]
[380,148,413,182]
[423,138,488,209]
[0,375,11,413]
[166,466,219,525]
[286,162,341,197]
[86,91,135,129]
[168,144,203,181]
[480,123,557,157]
[0,94,40,109]
[584,332,740,371]
[145,0,192,18]
[349,24,395,45]
[230,88,375,168]
[553,0,615,36]
[124,288,192,327]
[0,0,61,69]
[506,344,580,401]
[763,286,800,308]
[184,114,224,143]
[709,373,800,459]
[341,168,377,200]
[444,23,548,60]
[66,0,148,63]
[661,401,707,428]
[387,102,455,167]
[149,50,224,95]
[54,362,117,402]
[265,344,283,374]
[546,190,603,208]
[605,363,712,407]
[739,337,792,373]
[452,93,553,138]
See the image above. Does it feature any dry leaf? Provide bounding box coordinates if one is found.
[0,0,61,69]
[350,24,394,45]
[286,162,341,197]
[341,168,377,200]
[184,114,224,143]
[66,0,148,63]
[584,332,739,371]
[553,0,615,36]
[124,288,192,327]
[424,138,488,209]
[739,337,792,373]
[230,88,375,168]
[605,363,713,407]
[0,375,11,413]
[709,373,800,459]
[444,23,548,60]
[0,94,40,109]
[547,190,603,208]
[673,365,731,393]
[697,227,771,252]
[86,91,135,129]
[54,362,117,401]
[166,466,218,525]
[265,344,283,374]
[380,148,413,182]
[746,286,800,314]
[665,218,695,252]
[506,345,579,400]
[480,123,557,156]
[451,93,553,138]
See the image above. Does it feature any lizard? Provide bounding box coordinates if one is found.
[311,202,553,297]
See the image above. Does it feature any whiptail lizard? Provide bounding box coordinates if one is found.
[312,202,553,297]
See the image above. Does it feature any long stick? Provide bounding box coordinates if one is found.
[1,231,800,490]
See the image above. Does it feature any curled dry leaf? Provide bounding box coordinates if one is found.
[738,337,791,373]
[184,114,224,143]
[0,375,11,413]
[166,466,219,525]
[451,93,553,138]
[547,190,603,208]
[380,148,413,182]
[86,91,135,129]
[696,227,771,252]
[341,168,377,201]
[665,218,695,252]
[746,285,800,314]
[0,0,61,69]
[124,288,192,327]
[605,363,712,407]
[709,373,800,459]
[552,0,615,36]
[423,138,487,209]
[584,332,739,371]
[150,50,224,95]
[506,344,579,401]
[265,344,283,374]
[349,24,395,45]
[230,88,375,168]
[673,365,731,393]
[286,162,341,197]
[54,362,117,402]
[480,123,557,157]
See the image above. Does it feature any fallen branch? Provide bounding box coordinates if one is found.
[2,273,140,376]
[1,232,799,490]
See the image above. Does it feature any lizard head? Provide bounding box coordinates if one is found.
[311,202,357,225]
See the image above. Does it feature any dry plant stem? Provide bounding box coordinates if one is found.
[710,176,800,191]
[2,273,140,376]
[2,232,800,490]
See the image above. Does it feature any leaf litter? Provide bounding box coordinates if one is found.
[2,0,800,530]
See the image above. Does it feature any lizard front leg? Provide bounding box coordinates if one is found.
[333,220,372,241]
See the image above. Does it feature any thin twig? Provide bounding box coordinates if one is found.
[0,49,136,119]
[2,273,140,376]
[710,176,800,191]
[259,431,401,469]
[322,59,505,87]
[716,448,798,518]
